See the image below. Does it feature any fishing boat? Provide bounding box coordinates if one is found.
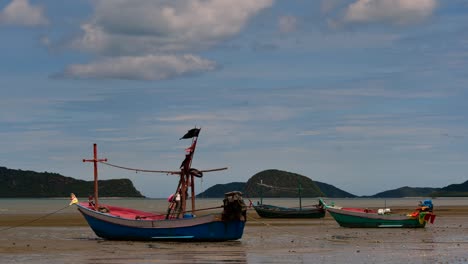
[251,181,325,218]
[320,199,436,228]
[71,128,247,241]
[253,203,325,218]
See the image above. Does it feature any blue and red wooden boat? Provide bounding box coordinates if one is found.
[72,128,247,241]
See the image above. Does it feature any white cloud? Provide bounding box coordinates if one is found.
[344,0,437,25]
[71,0,274,55]
[57,54,217,80]
[0,0,48,26]
[61,0,273,80]
[156,106,296,123]
[278,15,297,33]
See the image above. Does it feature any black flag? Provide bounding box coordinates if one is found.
[180,128,200,140]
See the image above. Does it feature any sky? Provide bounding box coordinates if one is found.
[1,0,468,198]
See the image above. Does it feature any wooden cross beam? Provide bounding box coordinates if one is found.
[83,143,107,210]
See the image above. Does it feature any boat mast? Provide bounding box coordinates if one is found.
[178,128,201,215]
[298,182,302,210]
[188,137,198,212]
[83,143,107,210]
[260,180,263,205]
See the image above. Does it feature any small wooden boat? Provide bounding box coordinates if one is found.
[72,128,247,241]
[320,199,436,228]
[251,181,325,218]
[253,203,325,218]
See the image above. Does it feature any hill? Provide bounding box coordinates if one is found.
[197,169,356,198]
[430,180,468,197]
[244,169,324,197]
[368,186,440,198]
[314,181,356,198]
[196,182,245,198]
[0,166,144,198]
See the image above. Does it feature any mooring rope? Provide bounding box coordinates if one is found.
[0,204,72,232]
[246,214,310,239]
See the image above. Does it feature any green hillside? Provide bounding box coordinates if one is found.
[314,181,356,198]
[430,180,468,197]
[244,169,324,197]
[196,182,245,198]
[197,169,356,198]
[368,186,440,198]
[0,166,144,198]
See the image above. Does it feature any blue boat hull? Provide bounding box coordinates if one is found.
[78,205,245,241]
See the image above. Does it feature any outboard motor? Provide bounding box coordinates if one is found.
[222,191,247,221]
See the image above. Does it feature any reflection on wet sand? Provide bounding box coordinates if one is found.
[1,199,468,263]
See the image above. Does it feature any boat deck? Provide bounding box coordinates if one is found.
[340,207,378,213]
[79,202,167,220]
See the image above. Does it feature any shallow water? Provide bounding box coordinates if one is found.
[1,198,468,263]
[2,196,467,213]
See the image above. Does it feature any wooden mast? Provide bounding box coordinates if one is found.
[83,143,107,210]
[189,136,198,212]
[179,128,200,216]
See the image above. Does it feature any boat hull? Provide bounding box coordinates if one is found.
[253,204,325,218]
[326,207,426,228]
[77,204,245,241]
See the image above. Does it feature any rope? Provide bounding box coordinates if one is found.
[98,161,227,175]
[98,161,180,174]
[246,212,327,243]
[0,204,72,232]
[246,214,307,238]
[257,183,318,191]
[185,205,224,213]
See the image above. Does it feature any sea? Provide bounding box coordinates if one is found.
[1,196,467,214]
[1,197,468,264]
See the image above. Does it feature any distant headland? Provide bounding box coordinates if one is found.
[0,166,144,198]
[1,166,467,198]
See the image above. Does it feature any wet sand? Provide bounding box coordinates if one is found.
[1,205,468,263]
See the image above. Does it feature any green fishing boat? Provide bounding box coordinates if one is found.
[320,199,436,228]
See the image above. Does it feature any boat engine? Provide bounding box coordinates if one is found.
[222,191,247,221]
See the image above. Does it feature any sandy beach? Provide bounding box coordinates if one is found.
[1,203,468,264]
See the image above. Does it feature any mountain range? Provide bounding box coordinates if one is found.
[1,166,467,198]
[197,169,468,198]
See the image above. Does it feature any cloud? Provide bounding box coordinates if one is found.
[278,15,297,33]
[70,0,274,55]
[0,0,48,26]
[157,105,296,123]
[56,54,217,80]
[344,0,437,25]
[59,0,273,80]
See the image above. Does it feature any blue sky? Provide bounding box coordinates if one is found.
[1,0,468,198]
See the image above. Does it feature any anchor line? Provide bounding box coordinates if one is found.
[0,204,71,232]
